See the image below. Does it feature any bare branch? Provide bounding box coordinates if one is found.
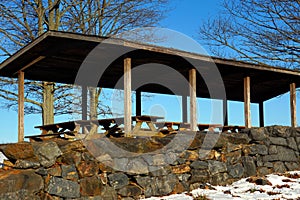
[199,0,300,69]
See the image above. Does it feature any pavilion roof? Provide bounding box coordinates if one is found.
[0,31,299,103]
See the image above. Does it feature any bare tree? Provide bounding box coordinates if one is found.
[198,0,300,69]
[0,0,169,123]
[0,0,75,124]
[65,0,168,119]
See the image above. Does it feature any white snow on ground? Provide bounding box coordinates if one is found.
[0,152,7,168]
[142,171,300,200]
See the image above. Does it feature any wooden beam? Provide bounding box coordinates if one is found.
[189,69,197,131]
[136,89,141,116]
[259,102,264,127]
[14,56,45,74]
[223,99,228,126]
[18,71,24,142]
[82,86,87,120]
[290,83,297,127]
[182,95,187,123]
[244,76,251,128]
[124,58,132,136]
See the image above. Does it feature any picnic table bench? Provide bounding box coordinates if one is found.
[25,132,76,142]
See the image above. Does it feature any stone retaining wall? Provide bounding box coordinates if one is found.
[0,126,299,199]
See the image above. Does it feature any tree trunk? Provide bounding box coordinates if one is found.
[42,82,54,125]
[88,87,99,135]
[89,87,97,120]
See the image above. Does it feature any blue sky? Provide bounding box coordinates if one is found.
[0,0,299,143]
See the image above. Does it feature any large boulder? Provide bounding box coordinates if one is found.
[135,174,178,197]
[269,137,287,146]
[14,159,40,169]
[226,133,251,144]
[266,126,291,137]
[242,156,256,177]
[76,160,99,178]
[108,173,129,190]
[208,160,227,175]
[117,185,142,198]
[0,169,43,198]
[80,176,102,196]
[249,127,268,141]
[32,142,62,168]
[263,146,298,162]
[45,176,80,198]
[0,143,37,161]
[228,163,244,178]
[247,144,268,155]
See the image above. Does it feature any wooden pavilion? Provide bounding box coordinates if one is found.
[0,31,299,142]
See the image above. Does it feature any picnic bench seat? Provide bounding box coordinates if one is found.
[25,131,76,142]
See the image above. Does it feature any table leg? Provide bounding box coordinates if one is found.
[146,121,158,132]
[40,129,48,135]
[166,124,173,132]
[89,124,98,135]
[132,121,142,134]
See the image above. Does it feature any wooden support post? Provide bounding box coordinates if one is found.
[82,86,87,120]
[290,83,297,127]
[259,102,264,127]
[18,71,24,142]
[124,58,132,136]
[189,69,197,131]
[182,95,187,123]
[136,89,141,116]
[42,82,54,125]
[244,76,251,128]
[223,99,228,126]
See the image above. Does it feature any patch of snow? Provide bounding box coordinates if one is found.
[142,171,300,200]
[143,193,193,200]
[0,152,7,168]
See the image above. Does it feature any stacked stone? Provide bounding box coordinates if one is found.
[0,126,299,199]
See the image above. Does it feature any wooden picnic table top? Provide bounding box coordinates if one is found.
[34,119,115,130]
[154,121,183,125]
[133,115,164,121]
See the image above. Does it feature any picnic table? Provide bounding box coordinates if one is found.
[27,115,164,141]
[155,122,245,133]
[130,115,164,136]
[154,121,189,132]
[27,119,116,141]
[34,118,117,135]
[26,116,246,141]
[197,124,245,133]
